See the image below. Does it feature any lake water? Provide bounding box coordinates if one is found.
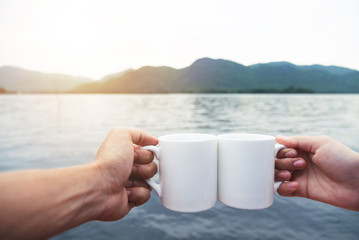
[1,94,359,240]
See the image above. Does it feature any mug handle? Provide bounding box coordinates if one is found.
[141,145,161,197]
[274,144,286,193]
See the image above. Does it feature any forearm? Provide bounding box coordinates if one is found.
[0,163,105,239]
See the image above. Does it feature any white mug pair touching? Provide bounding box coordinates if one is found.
[142,133,286,213]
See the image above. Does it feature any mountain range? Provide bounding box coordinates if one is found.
[0,66,92,92]
[1,58,359,93]
[72,58,359,93]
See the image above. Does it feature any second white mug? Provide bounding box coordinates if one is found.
[217,133,285,209]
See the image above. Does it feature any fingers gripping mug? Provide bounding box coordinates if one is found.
[142,133,217,212]
[217,133,285,209]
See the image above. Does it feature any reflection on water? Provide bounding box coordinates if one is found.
[1,94,359,240]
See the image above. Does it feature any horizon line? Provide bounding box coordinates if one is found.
[1,57,358,81]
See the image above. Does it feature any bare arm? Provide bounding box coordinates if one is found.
[0,164,105,238]
[0,128,158,239]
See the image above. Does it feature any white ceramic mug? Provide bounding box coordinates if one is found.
[217,133,285,209]
[142,133,217,212]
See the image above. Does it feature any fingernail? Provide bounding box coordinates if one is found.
[293,160,305,167]
[125,180,133,187]
[278,171,287,179]
[127,190,131,197]
[134,151,138,159]
[132,166,137,173]
[288,182,298,189]
[285,151,296,158]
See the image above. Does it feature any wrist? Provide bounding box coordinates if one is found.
[79,162,110,221]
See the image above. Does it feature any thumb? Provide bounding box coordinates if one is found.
[276,135,325,153]
[128,128,158,146]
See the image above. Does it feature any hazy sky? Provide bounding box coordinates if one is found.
[0,0,358,79]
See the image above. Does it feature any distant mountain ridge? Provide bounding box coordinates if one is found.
[0,66,93,92]
[1,59,358,93]
[250,61,357,75]
[72,58,359,93]
[98,69,133,83]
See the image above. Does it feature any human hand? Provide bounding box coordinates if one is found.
[93,127,158,221]
[275,135,359,211]
[0,127,158,239]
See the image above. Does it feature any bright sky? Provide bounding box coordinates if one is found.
[0,0,358,79]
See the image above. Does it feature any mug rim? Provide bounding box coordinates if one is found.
[217,133,275,141]
[159,133,217,142]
